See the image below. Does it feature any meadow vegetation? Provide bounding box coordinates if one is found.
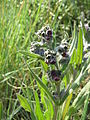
[0,0,90,120]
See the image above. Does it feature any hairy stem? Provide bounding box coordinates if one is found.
[53,105,58,120]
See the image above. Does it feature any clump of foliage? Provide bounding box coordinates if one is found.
[0,0,90,120]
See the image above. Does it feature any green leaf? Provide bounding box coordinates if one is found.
[0,101,3,120]
[27,64,57,105]
[62,92,73,120]
[72,81,90,107]
[69,48,76,64]
[59,58,90,106]
[41,75,47,109]
[67,106,77,118]
[17,94,37,120]
[69,21,77,56]
[19,50,44,59]
[40,60,48,72]
[34,91,44,120]
[76,28,83,65]
[75,94,86,109]
[81,94,89,120]
[17,94,31,112]
[44,97,54,120]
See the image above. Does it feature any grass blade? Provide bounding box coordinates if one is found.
[73,81,90,107]
[81,94,89,120]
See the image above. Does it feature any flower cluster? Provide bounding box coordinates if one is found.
[30,26,70,83]
[44,49,56,64]
[30,42,44,56]
[36,26,53,42]
[55,42,69,64]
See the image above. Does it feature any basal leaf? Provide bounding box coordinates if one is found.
[75,94,86,109]
[59,58,90,106]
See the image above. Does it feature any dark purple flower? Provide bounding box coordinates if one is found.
[44,49,56,65]
[45,58,56,65]
[62,52,67,57]
[46,29,53,40]
[46,29,53,37]
[46,36,51,41]
[51,70,56,76]
[54,77,60,81]
[45,60,49,64]
[50,59,56,64]
[61,52,69,57]
[30,43,44,56]
[51,70,61,82]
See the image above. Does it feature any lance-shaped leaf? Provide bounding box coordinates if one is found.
[17,94,31,112]
[18,50,44,60]
[40,60,48,72]
[41,75,47,109]
[34,91,44,120]
[62,92,73,120]
[69,48,76,64]
[44,97,54,120]
[17,94,37,120]
[27,64,57,105]
[76,28,83,65]
[58,57,90,105]
[69,21,77,56]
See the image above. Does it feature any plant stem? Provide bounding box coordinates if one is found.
[53,82,60,120]
[53,105,58,120]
